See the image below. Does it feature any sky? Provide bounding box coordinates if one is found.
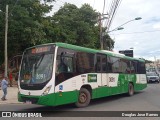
[50,0,160,61]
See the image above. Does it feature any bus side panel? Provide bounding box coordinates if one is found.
[93,74,137,99]
[54,90,78,106]
[37,93,56,106]
[134,74,147,91]
[135,84,147,91]
[92,73,120,99]
[92,87,110,99]
[118,74,137,94]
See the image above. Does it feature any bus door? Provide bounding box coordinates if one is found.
[96,54,108,86]
[133,60,140,84]
[137,61,146,84]
[55,47,77,105]
[96,54,108,97]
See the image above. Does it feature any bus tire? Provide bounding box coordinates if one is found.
[128,83,134,96]
[75,88,91,107]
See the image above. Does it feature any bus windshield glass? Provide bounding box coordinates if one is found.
[20,45,55,86]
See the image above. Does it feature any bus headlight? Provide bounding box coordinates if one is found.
[42,85,52,96]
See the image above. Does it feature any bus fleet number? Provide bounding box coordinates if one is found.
[109,77,115,82]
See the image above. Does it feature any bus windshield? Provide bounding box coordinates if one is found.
[19,45,54,88]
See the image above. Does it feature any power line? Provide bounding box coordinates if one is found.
[9,0,19,17]
[104,0,112,27]
[103,0,122,31]
[107,0,122,31]
[108,0,122,30]
[109,30,160,35]
[105,0,116,29]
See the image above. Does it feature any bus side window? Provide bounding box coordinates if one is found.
[96,56,101,72]
[102,55,107,72]
[76,52,95,73]
[119,59,131,74]
[130,61,135,74]
[57,55,73,73]
[58,56,68,73]
[110,57,120,73]
[107,56,113,73]
[63,57,73,72]
[132,61,138,74]
[55,48,75,86]
[137,62,146,74]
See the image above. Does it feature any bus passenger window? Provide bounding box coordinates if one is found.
[130,61,135,74]
[57,57,68,73]
[107,56,113,72]
[96,56,101,72]
[56,56,73,73]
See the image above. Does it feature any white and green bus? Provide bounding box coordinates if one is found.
[18,43,147,107]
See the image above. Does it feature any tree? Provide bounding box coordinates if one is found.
[0,1,115,65]
[103,34,115,50]
[51,3,100,49]
[101,27,115,50]
[0,0,55,64]
[51,3,114,50]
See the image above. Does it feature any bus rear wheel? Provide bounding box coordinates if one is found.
[128,83,134,96]
[75,88,91,107]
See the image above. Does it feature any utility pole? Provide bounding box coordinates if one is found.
[4,5,8,77]
[99,13,103,50]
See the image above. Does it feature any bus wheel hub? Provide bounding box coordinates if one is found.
[80,93,87,103]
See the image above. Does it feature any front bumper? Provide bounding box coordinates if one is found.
[18,92,56,106]
[148,79,159,83]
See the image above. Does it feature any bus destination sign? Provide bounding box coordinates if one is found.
[31,46,50,54]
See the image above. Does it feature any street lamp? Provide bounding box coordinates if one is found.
[106,17,142,50]
[107,27,124,33]
[108,17,142,34]
[0,5,8,77]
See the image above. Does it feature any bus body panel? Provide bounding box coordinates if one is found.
[18,73,147,106]
[18,43,147,107]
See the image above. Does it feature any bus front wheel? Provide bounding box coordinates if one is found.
[75,88,91,107]
[128,83,134,96]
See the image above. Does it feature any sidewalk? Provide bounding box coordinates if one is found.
[0,86,22,104]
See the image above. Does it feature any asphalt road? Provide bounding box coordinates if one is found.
[0,83,160,119]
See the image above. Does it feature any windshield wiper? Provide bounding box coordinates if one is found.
[35,54,45,68]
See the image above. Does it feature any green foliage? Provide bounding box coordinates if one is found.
[0,0,54,64]
[0,1,114,65]
[103,33,115,50]
[51,3,100,49]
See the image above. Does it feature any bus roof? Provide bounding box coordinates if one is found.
[25,42,145,62]
[55,43,145,62]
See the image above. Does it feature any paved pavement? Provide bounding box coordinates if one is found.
[0,86,22,104]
